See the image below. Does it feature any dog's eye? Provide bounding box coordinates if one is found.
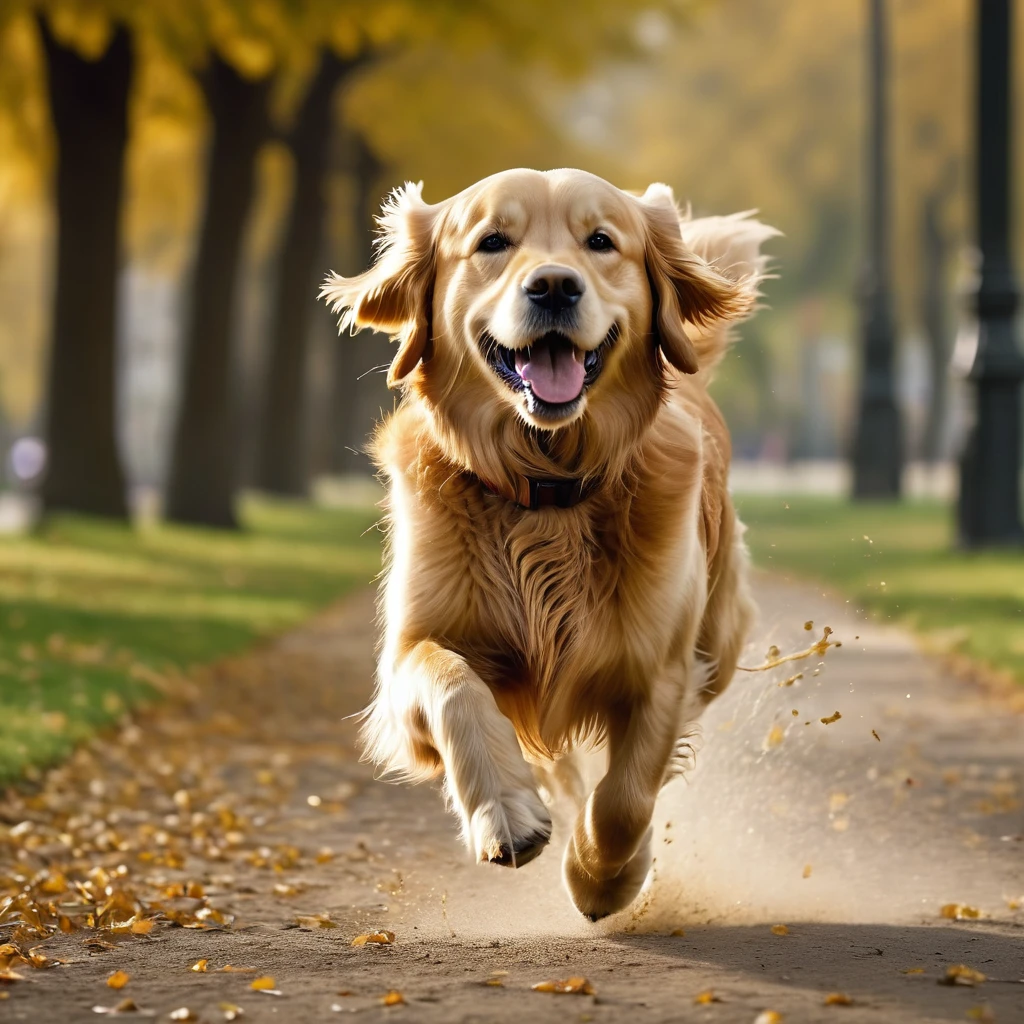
[478,232,511,253]
[587,231,615,252]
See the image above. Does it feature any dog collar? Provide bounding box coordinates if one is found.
[479,473,592,510]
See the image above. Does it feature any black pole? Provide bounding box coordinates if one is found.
[852,0,902,499]
[957,0,1024,546]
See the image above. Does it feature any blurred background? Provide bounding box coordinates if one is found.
[0,0,1022,779]
[3,0,1021,516]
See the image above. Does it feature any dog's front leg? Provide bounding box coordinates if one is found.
[389,640,552,867]
[562,675,682,920]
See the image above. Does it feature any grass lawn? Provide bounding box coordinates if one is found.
[0,497,381,783]
[736,494,1024,685]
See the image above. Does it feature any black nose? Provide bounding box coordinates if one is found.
[522,265,585,314]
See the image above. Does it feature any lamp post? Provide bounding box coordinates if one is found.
[852,0,902,499]
[957,0,1024,546]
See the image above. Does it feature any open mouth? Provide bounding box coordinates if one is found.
[481,325,619,419]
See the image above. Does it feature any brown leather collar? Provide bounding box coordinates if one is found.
[479,473,592,510]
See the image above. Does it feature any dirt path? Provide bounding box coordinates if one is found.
[2,575,1022,1023]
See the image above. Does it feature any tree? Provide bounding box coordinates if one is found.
[37,15,132,519]
[163,53,272,528]
[253,52,359,496]
[919,164,957,464]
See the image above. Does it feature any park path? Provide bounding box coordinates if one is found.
[1,572,1022,1024]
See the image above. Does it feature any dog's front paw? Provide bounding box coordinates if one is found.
[562,827,653,921]
[467,788,552,869]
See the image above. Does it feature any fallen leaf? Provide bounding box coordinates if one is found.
[191,959,208,973]
[824,992,853,1005]
[169,1010,198,1022]
[754,1013,783,1024]
[531,976,595,995]
[296,913,337,930]
[216,965,255,973]
[218,1004,244,1021]
[351,930,395,946]
[381,990,405,1006]
[92,998,153,1015]
[770,924,789,936]
[940,903,981,920]
[84,939,120,952]
[802,864,813,879]
[939,964,987,987]
[108,971,131,990]
[130,919,155,936]
[250,976,276,991]
[694,989,722,1004]
[820,711,842,725]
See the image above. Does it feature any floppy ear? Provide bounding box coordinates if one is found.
[321,182,438,388]
[637,183,753,374]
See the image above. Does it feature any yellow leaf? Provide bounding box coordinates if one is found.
[191,959,208,973]
[940,903,981,920]
[802,864,813,879]
[531,976,595,995]
[250,976,276,991]
[770,924,789,936]
[823,992,853,1005]
[754,1013,783,1024]
[381,990,405,1006]
[296,913,337,929]
[694,989,721,1004]
[107,971,130,990]
[351,931,395,946]
[939,964,986,987]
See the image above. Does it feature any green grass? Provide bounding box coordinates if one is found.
[736,495,1024,684]
[0,498,381,782]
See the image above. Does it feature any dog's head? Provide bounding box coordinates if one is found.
[323,169,753,438]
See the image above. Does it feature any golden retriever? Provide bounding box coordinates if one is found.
[322,169,775,920]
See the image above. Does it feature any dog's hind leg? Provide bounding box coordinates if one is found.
[562,674,682,920]
[375,640,552,868]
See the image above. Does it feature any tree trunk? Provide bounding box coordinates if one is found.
[332,129,388,475]
[254,53,354,496]
[164,55,270,528]
[920,191,952,464]
[37,18,132,520]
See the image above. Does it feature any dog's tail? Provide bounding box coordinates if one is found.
[680,211,780,373]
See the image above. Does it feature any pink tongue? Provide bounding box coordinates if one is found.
[516,343,585,404]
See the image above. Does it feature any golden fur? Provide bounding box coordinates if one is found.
[322,169,777,920]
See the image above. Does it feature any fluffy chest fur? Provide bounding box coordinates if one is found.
[376,401,711,755]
